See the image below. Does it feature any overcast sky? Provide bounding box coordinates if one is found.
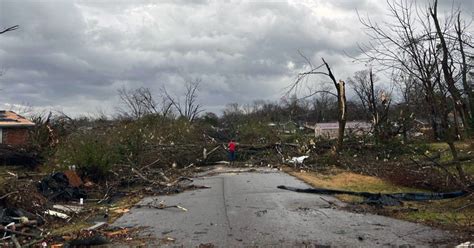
[0,0,472,117]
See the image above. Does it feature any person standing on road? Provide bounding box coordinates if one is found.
[228,139,236,166]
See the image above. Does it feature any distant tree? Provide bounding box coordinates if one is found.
[309,92,337,122]
[348,69,391,141]
[200,112,219,126]
[117,87,173,119]
[163,79,204,122]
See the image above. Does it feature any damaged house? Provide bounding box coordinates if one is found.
[313,121,371,139]
[0,110,35,145]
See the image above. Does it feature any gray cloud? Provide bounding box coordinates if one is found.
[0,0,472,116]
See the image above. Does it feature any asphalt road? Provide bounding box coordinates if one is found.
[114,167,451,247]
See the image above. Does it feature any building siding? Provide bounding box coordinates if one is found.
[2,128,30,145]
[314,121,371,139]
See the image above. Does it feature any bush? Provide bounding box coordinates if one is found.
[55,132,121,181]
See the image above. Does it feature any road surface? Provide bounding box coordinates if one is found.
[114,166,451,247]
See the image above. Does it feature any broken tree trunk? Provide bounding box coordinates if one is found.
[322,58,346,153]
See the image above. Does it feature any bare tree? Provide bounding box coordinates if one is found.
[163,79,204,122]
[118,87,173,119]
[0,25,18,35]
[1,25,19,93]
[357,0,444,139]
[429,0,471,135]
[310,92,336,122]
[394,73,425,142]
[348,69,391,141]
[290,56,347,152]
[455,11,474,130]
[357,0,471,183]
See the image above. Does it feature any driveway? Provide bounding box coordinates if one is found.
[113,167,451,247]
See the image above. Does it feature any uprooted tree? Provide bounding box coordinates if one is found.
[290,57,346,153]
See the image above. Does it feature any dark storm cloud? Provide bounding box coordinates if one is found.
[0,0,471,115]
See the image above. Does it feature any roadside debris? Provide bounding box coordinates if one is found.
[136,199,188,212]
[44,210,70,219]
[52,204,83,214]
[86,221,107,231]
[0,207,43,247]
[0,160,201,246]
[287,155,309,166]
[38,172,87,201]
[277,185,474,206]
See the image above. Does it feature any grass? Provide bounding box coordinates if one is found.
[289,169,424,193]
[418,140,474,179]
[392,196,474,230]
[288,168,426,203]
[424,140,473,161]
[287,167,473,234]
[464,161,474,176]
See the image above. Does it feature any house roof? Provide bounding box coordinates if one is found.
[0,111,35,128]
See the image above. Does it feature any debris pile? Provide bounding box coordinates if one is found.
[42,224,147,247]
[0,160,206,246]
[38,171,87,202]
[0,207,44,247]
[0,145,40,168]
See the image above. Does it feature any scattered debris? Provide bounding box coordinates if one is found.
[111,208,130,214]
[38,172,87,201]
[63,170,83,187]
[52,204,83,214]
[86,222,108,231]
[255,209,268,217]
[67,234,109,246]
[288,156,309,165]
[456,241,473,248]
[44,210,70,219]
[136,199,188,212]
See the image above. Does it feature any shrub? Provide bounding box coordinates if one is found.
[55,132,121,181]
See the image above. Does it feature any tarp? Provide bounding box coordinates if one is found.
[277,185,473,206]
[38,172,87,201]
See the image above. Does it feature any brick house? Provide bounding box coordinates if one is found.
[0,111,35,145]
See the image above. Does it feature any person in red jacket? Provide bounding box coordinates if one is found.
[228,139,236,165]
